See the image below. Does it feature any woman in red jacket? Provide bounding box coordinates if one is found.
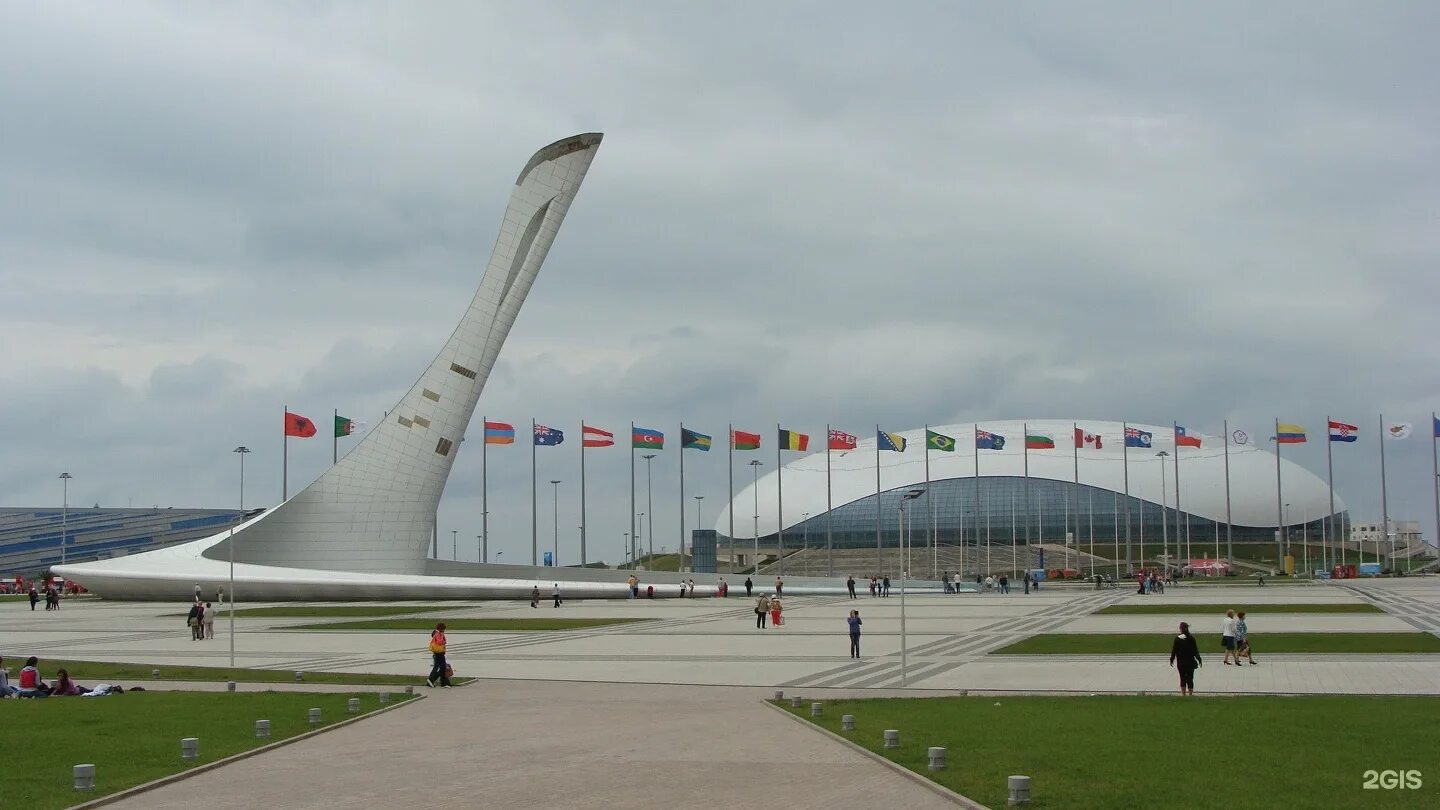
[426,623,452,688]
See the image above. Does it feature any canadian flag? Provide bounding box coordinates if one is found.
[1074,428,1102,449]
[582,425,615,448]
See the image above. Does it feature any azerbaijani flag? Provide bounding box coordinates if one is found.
[633,426,665,449]
[732,429,761,450]
[484,421,515,444]
[778,428,809,451]
[1275,423,1307,444]
[681,428,712,451]
[1025,432,1055,450]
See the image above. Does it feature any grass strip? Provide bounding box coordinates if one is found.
[783,695,1439,809]
[1094,603,1383,615]
[5,657,463,686]
[285,617,646,632]
[217,605,454,618]
[992,632,1440,655]
[8,690,413,810]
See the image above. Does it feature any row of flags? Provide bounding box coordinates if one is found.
[283,411,363,438]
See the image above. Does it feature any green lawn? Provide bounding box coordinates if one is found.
[782,695,1439,809]
[219,605,455,619]
[992,632,1440,655]
[285,617,647,632]
[11,658,464,686]
[8,690,413,809]
[1095,603,1383,615]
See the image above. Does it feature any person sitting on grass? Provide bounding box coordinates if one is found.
[0,655,16,697]
[17,656,49,698]
[50,668,85,696]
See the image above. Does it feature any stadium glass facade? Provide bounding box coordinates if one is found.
[734,477,1346,554]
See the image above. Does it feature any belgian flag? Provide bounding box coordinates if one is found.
[778,428,809,451]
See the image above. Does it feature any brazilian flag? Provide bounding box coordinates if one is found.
[926,429,956,452]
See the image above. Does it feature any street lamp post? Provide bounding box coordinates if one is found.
[643,455,657,562]
[899,488,925,686]
[229,446,250,669]
[750,460,763,572]
[1156,451,1170,571]
[59,472,73,566]
[550,480,561,568]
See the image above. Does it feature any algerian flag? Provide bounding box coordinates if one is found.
[926,429,956,452]
[335,415,367,437]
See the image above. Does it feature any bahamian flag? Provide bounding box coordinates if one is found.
[878,429,906,452]
[681,428,712,451]
[926,429,956,452]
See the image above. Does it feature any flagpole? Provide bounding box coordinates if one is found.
[1223,420,1233,565]
[1122,422,1131,572]
[875,423,882,575]
[1072,422,1079,575]
[974,423,981,578]
[1022,421,1030,573]
[925,424,934,579]
[1379,413,1390,571]
[532,417,538,568]
[481,415,488,564]
[333,408,338,465]
[580,420,587,568]
[1274,417,1284,569]
[775,423,784,578]
[1326,415,1336,573]
[629,422,636,570]
[728,424,735,576]
[1173,423,1186,564]
[282,405,288,502]
[679,422,686,574]
[1433,413,1439,571]
[825,424,833,578]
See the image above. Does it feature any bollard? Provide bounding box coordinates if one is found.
[308,708,322,725]
[790,696,803,708]
[255,720,270,739]
[928,746,947,771]
[151,669,161,678]
[841,714,855,731]
[1008,775,1031,805]
[347,697,360,714]
[180,738,199,760]
[73,764,96,792]
[774,690,784,700]
[404,685,414,695]
[883,729,900,749]
[810,702,822,717]
[227,681,236,692]
[295,671,304,682]
[379,692,390,705]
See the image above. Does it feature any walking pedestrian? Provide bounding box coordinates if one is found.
[985,574,994,593]
[774,576,784,597]
[882,575,891,596]
[688,578,696,597]
[552,583,562,608]
[744,577,753,597]
[186,601,202,641]
[846,575,857,599]
[679,580,687,598]
[203,601,215,640]
[530,585,540,608]
[869,576,878,597]
[847,610,862,659]
[1169,621,1202,695]
[999,574,1008,594]
[1221,609,1238,665]
[1023,572,1031,595]
[1235,611,1258,665]
[28,585,38,611]
[627,574,639,600]
[755,593,770,629]
[769,595,783,627]
[426,622,452,688]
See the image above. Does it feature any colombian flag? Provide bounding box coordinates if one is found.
[778,428,809,451]
[1275,423,1307,444]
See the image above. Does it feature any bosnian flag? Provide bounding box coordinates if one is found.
[1328,420,1358,443]
[582,424,615,448]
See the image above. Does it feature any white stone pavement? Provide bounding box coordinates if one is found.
[3,578,1437,695]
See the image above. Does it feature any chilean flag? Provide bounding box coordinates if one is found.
[582,424,615,447]
[1174,426,1202,448]
[1328,420,1358,442]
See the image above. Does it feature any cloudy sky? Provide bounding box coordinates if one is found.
[2,2,1437,563]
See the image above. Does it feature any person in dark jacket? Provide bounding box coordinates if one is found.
[744,577,753,597]
[1169,621,1202,696]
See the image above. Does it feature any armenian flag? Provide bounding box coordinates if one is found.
[778,428,809,451]
[681,428,712,451]
[731,429,761,450]
[1275,423,1306,444]
[633,427,665,449]
[484,421,515,444]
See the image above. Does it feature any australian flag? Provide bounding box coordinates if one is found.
[1125,427,1152,448]
[975,430,1006,450]
[534,425,565,446]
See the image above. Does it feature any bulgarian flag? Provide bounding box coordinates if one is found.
[1025,432,1055,450]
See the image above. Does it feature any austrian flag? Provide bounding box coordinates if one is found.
[582,425,615,448]
[1073,428,1102,449]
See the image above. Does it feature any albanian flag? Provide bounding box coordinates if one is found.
[285,411,318,438]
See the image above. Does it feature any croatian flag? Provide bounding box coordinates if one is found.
[582,425,615,448]
[1328,420,1358,443]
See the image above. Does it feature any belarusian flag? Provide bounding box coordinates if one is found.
[1025,432,1055,449]
[732,429,761,450]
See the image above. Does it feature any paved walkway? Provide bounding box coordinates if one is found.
[106,680,961,810]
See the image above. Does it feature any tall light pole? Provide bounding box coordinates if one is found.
[750,460,763,571]
[801,512,810,576]
[623,532,630,568]
[637,513,645,565]
[643,454,657,562]
[550,480,561,568]
[899,488,925,686]
[451,529,457,561]
[694,495,705,570]
[1156,451,1169,570]
[59,472,73,566]
[229,446,250,669]
[476,534,483,565]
